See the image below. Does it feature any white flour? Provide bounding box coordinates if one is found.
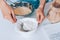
[23,20,36,31]
[17,18,38,32]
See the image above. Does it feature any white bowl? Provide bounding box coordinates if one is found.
[15,18,38,38]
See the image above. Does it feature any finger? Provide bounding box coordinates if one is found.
[39,15,45,24]
[36,13,41,24]
[39,16,43,23]
[11,10,17,22]
[11,13,17,22]
[36,10,41,24]
[38,15,41,24]
[37,13,43,24]
[4,13,16,23]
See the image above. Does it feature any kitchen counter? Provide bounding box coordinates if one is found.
[0,2,60,40]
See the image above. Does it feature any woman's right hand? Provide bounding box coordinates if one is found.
[0,0,17,23]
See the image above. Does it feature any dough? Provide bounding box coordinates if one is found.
[14,6,32,16]
[47,3,60,23]
[47,10,60,23]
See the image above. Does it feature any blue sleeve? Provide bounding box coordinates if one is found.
[46,0,53,3]
[6,0,53,9]
[31,0,53,9]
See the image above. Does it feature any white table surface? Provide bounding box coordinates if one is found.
[0,2,60,40]
[0,10,48,40]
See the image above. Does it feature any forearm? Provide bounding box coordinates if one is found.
[0,0,5,8]
[39,0,46,10]
[0,0,8,9]
[0,0,5,4]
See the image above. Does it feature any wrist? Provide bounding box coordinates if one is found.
[39,5,44,10]
[38,6,44,11]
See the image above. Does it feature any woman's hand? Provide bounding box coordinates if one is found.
[36,7,45,24]
[0,0,17,23]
